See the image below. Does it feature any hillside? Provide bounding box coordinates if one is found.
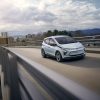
[81,28,100,36]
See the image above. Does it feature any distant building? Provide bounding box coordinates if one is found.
[1,32,8,38]
[8,37,14,44]
[0,32,13,44]
[26,34,32,38]
[25,34,35,41]
[0,37,8,44]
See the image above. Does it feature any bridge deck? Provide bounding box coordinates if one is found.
[8,48,100,95]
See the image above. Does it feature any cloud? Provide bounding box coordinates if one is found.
[34,11,56,22]
[0,0,100,33]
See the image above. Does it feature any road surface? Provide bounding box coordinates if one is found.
[9,48,100,94]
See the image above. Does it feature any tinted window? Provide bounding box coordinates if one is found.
[55,37,76,44]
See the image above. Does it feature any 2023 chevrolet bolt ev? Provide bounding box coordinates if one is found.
[41,35,85,62]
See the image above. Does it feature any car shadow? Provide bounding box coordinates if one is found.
[46,56,100,68]
[61,56,100,68]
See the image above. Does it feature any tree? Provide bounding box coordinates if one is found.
[53,29,58,35]
[47,30,53,36]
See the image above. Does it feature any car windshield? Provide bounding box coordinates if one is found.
[55,36,77,44]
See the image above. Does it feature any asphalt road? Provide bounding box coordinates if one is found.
[9,48,100,94]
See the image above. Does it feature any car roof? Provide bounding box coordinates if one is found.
[44,35,69,39]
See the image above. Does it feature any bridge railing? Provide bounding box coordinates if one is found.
[7,38,100,47]
[0,46,100,100]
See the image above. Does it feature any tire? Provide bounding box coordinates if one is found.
[41,49,46,58]
[82,54,85,59]
[55,51,62,62]
[80,54,85,59]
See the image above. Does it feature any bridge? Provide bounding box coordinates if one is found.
[0,46,100,100]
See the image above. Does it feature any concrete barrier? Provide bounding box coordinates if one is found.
[86,48,100,54]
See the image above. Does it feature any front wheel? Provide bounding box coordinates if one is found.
[81,54,86,59]
[55,51,62,62]
[41,49,46,58]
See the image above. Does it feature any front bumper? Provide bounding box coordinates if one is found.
[62,49,85,59]
[63,53,85,59]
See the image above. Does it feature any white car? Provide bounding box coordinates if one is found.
[41,35,85,62]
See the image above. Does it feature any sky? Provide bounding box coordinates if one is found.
[0,0,100,35]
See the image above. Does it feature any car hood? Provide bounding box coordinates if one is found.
[59,42,83,49]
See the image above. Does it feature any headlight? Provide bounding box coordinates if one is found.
[61,48,67,52]
[65,48,72,50]
[65,48,75,51]
[61,48,72,51]
[61,48,68,55]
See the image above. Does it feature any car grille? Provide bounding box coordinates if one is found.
[69,50,84,56]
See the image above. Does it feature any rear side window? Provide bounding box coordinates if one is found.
[49,38,56,44]
[44,39,49,44]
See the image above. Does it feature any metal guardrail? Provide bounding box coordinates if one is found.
[0,46,100,100]
[77,39,99,47]
[6,38,100,47]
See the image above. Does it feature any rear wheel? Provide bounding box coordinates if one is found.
[41,49,46,58]
[55,51,62,62]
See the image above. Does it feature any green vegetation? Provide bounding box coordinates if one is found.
[30,30,72,40]
[42,30,72,37]
[16,29,84,43]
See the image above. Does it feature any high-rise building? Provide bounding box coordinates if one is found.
[1,32,8,38]
[0,32,8,44]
